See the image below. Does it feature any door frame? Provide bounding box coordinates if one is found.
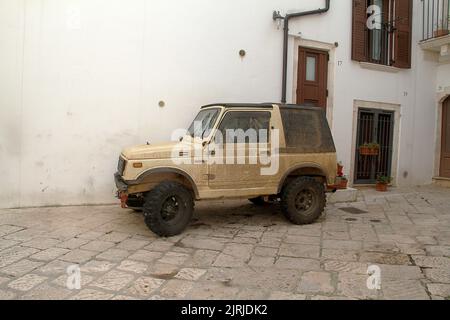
[350,100,401,187]
[353,108,395,184]
[434,90,450,179]
[291,37,336,128]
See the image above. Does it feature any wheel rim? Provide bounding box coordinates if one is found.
[294,189,314,213]
[161,196,181,222]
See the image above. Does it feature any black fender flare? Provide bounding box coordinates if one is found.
[128,167,199,198]
[277,163,328,193]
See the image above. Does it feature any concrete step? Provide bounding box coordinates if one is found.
[433,177,450,188]
[327,188,358,204]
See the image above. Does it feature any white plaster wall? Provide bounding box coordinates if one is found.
[0,0,440,208]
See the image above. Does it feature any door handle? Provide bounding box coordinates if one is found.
[210,150,216,156]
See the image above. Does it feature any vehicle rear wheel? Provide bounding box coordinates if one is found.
[143,181,194,237]
[281,177,326,225]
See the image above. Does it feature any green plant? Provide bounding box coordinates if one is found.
[360,142,380,149]
[376,175,392,185]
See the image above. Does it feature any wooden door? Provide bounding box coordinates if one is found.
[296,47,328,109]
[441,97,450,178]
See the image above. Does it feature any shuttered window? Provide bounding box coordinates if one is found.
[351,0,412,69]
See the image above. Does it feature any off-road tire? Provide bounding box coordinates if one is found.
[143,181,194,237]
[281,176,326,225]
[248,197,267,206]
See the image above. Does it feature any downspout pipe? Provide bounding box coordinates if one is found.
[274,0,331,103]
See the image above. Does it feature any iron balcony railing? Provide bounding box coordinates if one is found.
[422,0,450,41]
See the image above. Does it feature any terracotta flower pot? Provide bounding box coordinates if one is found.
[339,179,348,190]
[376,183,388,192]
[434,29,449,38]
[360,147,379,156]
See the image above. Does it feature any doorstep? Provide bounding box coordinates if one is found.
[327,188,358,204]
[433,176,450,188]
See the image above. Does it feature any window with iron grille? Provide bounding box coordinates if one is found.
[352,0,412,68]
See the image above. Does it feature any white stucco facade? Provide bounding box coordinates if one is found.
[0,0,448,208]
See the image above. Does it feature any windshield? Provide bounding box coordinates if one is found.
[187,108,220,138]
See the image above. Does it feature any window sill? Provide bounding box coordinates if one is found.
[359,62,400,73]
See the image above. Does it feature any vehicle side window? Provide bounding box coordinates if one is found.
[217,111,271,144]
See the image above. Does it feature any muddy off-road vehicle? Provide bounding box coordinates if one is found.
[115,103,337,237]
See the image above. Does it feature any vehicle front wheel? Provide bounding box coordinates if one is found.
[143,181,194,237]
[281,177,326,225]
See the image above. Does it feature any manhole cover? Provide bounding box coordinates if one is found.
[339,207,368,215]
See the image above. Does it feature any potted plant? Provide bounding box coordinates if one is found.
[337,161,344,177]
[376,175,392,192]
[359,142,380,156]
[338,176,348,190]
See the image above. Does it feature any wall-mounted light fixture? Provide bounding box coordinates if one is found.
[239,50,246,58]
[158,101,165,108]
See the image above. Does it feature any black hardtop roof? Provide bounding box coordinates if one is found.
[201,103,323,111]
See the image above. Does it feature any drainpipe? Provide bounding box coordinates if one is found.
[273,0,331,103]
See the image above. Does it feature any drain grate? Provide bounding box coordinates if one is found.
[339,207,368,215]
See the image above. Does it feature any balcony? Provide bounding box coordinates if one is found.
[420,0,450,61]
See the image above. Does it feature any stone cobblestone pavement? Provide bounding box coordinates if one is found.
[1,186,450,300]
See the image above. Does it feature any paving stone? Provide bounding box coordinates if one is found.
[22,237,61,250]
[0,239,20,251]
[427,283,450,298]
[98,232,130,243]
[82,260,116,273]
[21,283,72,300]
[60,249,97,264]
[57,238,90,250]
[147,263,180,279]
[91,270,135,291]
[0,246,39,268]
[213,243,253,267]
[178,236,225,251]
[425,245,450,257]
[80,240,115,252]
[248,256,275,267]
[424,268,450,284]
[323,261,369,274]
[321,249,359,262]
[411,255,450,268]
[337,273,379,300]
[382,279,430,300]
[158,252,190,265]
[359,252,411,266]
[4,229,46,241]
[126,276,165,297]
[128,250,163,263]
[76,231,104,240]
[275,257,320,270]
[117,260,148,274]
[0,259,44,277]
[253,246,278,257]
[268,291,307,300]
[279,243,320,259]
[297,271,335,294]
[175,268,207,281]
[379,264,424,280]
[322,240,362,250]
[53,274,94,288]
[229,268,301,292]
[160,279,194,298]
[236,288,269,300]
[30,248,70,261]
[188,282,240,299]
[95,248,130,262]
[39,260,73,275]
[70,289,114,300]
[185,250,220,267]
[8,274,47,291]
[0,289,16,300]
[116,239,149,251]
[0,225,24,237]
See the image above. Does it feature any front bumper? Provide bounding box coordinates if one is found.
[114,172,128,192]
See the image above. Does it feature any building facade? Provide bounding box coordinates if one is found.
[1,0,449,208]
